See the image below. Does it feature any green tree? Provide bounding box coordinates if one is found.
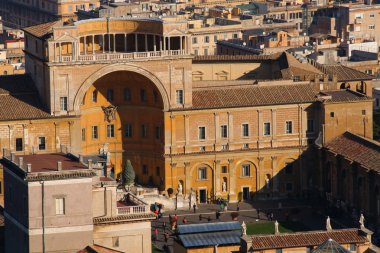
[122,160,135,187]
[374,108,380,141]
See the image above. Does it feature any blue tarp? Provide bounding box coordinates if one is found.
[179,231,241,248]
[177,221,241,234]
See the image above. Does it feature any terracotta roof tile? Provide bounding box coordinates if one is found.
[23,21,61,38]
[325,132,380,172]
[77,245,124,253]
[318,90,371,103]
[193,53,282,62]
[323,64,374,81]
[93,213,156,224]
[0,75,51,120]
[249,229,368,250]
[190,84,317,110]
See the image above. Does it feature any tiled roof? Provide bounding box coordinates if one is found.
[317,90,371,103]
[190,84,317,109]
[93,213,156,224]
[249,229,368,250]
[325,132,380,172]
[323,64,374,81]
[77,245,124,253]
[0,75,51,120]
[193,53,282,62]
[23,21,61,38]
[281,52,322,78]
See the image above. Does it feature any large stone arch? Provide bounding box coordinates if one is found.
[73,63,170,112]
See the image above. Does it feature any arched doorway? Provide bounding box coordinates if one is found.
[79,71,165,186]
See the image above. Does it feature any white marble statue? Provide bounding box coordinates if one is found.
[326,216,332,231]
[222,181,227,192]
[178,181,183,195]
[265,178,270,189]
[275,220,279,234]
[241,221,247,235]
[359,214,365,228]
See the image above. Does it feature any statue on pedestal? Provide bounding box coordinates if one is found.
[241,221,247,235]
[178,181,183,195]
[222,181,227,192]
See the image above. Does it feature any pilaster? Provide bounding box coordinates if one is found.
[215,160,221,196]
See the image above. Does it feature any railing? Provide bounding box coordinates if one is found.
[54,50,187,63]
[117,205,147,215]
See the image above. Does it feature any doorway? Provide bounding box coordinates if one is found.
[199,189,207,204]
[243,187,250,201]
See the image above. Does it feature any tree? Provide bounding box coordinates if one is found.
[122,160,135,188]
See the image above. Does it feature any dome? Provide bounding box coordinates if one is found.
[312,238,350,253]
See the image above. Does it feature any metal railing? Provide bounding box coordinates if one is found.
[55,50,187,63]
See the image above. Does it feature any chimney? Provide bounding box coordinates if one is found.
[79,154,84,163]
[11,152,15,162]
[27,163,32,173]
[57,161,62,171]
[88,159,93,170]
[19,157,23,167]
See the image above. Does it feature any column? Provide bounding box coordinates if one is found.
[71,42,75,60]
[185,115,190,148]
[168,37,171,52]
[135,34,138,52]
[84,36,87,55]
[153,35,156,51]
[108,34,111,52]
[54,122,60,152]
[271,156,278,192]
[227,112,233,142]
[23,124,29,153]
[257,157,264,193]
[163,36,166,52]
[184,162,191,196]
[257,109,262,148]
[215,160,221,196]
[170,163,177,191]
[160,36,163,51]
[124,33,127,52]
[214,112,220,145]
[8,125,14,151]
[145,34,148,52]
[102,34,105,53]
[170,115,176,152]
[180,36,183,52]
[113,34,116,53]
[53,43,56,61]
[92,35,95,54]
[59,42,62,61]
[271,108,277,147]
[228,159,236,202]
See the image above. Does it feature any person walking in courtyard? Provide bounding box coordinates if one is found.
[237,202,240,212]
[154,228,158,242]
[164,232,169,244]
[193,203,197,213]
[216,210,221,220]
[183,217,187,224]
[199,214,202,221]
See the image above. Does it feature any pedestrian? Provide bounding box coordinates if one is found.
[207,216,211,222]
[199,214,202,221]
[164,232,169,243]
[220,202,224,211]
[174,214,178,222]
[216,210,220,220]
[168,214,172,222]
[193,203,197,213]
[183,217,187,224]
[237,202,240,212]
[257,208,260,219]
[270,213,274,221]
[163,221,166,230]
[154,228,158,241]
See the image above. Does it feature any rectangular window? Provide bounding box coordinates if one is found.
[222,165,228,173]
[192,37,197,44]
[199,127,206,140]
[233,33,238,39]
[92,126,98,139]
[307,119,314,133]
[369,25,375,30]
[60,97,68,111]
[349,244,357,251]
[242,164,250,177]
[140,89,147,102]
[142,165,148,175]
[176,90,184,105]
[107,89,114,102]
[221,125,228,138]
[285,121,293,134]
[198,167,207,180]
[55,198,65,215]
[141,124,147,138]
[81,128,86,141]
[112,237,119,247]
[194,49,198,56]
[214,35,218,42]
[204,48,208,56]
[38,137,46,150]
[125,124,132,137]
[242,124,249,137]
[330,112,335,117]
[370,13,375,18]
[124,88,131,101]
[205,36,209,43]
[15,138,23,151]
[155,126,161,139]
[107,124,114,138]
[264,122,271,136]
[275,249,282,253]
[92,90,97,103]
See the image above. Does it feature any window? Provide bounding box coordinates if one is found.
[192,37,197,44]
[349,244,357,251]
[330,112,335,117]
[369,25,375,30]
[125,124,132,137]
[243,143,249,149]
[233,33,238,39]
[198,167,207,180]
[60,97,67,111]
[124,88,131,101]
[242,164,250,177]
[81,128,86,141]
[362,110,366,115]
[222,166,228,173]
[242,124,249,137]
[214,35,218,42]
[55,198,65,215]
[106,89,114,102]
[15,138,23,151]
[92,126,98,139]
[200,146,206,152]
[141,125,147,138]
[285,182,293,192]
[275,249,282,253]
[293,76,300,82]
[156,166,160,176]
[92,90,97,103]
[221,125,228,138]
[307,119,314,133]
[38,137,46,150]
[264,122,271,136]
[285,121,292,134]
[370,13,375,18]
[112,237,119,247]
[199,127,206,140]
[142,165,148,175]
[155,126,161,139]
[204,48,208,56]
[205,36,209,43]
[140,89,147,102]
[176,90,184,105]
[107,124,114,138]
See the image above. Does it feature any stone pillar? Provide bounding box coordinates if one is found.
[113,34,116,53]
[135,34,138,52]
[228,112,233,142]
[124,33,127,52]
[168,37,171,52]
[257,157,264,193]
[92,35,95,54]
[53,43,56,61]
[184,162,191,196]
[271,109,277,147]
[163,36,166,52]
[228,159,236,202]
[153,35,156,51]
[54,122,60,151]
[145,34,148,51]
[180,36,183,51]
[214,112,220,145]
[102,34,105,53]
[170,163,176,191]
[22,124,29,153]
[84,36,87,55]
[271,156,278,192]
[257,110,262,148]
[160,36,163,51]
[59,42,62,61]
[215,160,221,196]
[170,115,176,152]
[107,34,111,52]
